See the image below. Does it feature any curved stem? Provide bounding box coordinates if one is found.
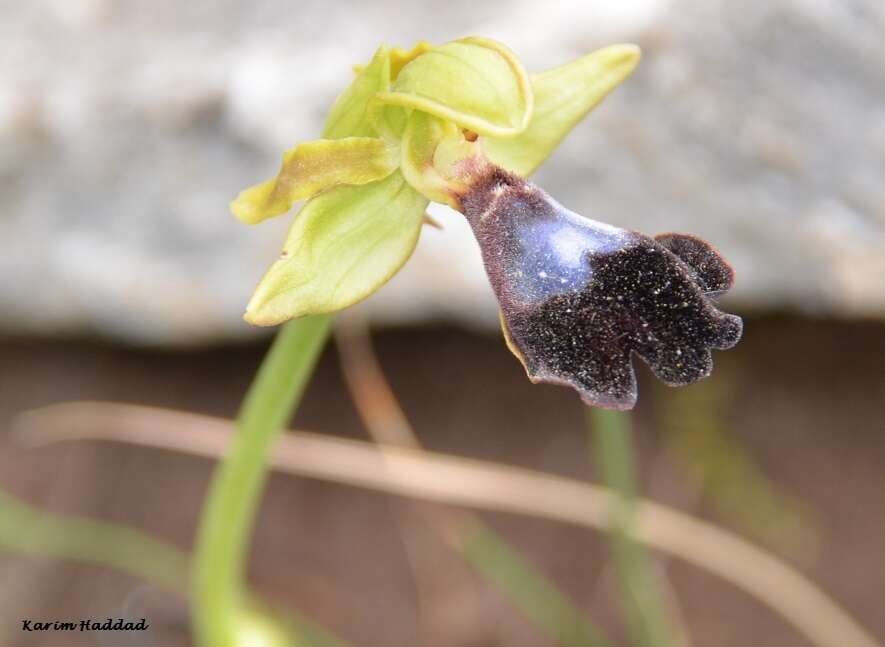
[191,315,331,647]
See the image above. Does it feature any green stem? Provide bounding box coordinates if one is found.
[589,408,677,647]
[192,315,332,647]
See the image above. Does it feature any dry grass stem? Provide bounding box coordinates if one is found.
[12,401,880,647]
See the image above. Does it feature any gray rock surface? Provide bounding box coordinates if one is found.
[1,0,883,343]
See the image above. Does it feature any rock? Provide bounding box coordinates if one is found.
[1,0,883,343]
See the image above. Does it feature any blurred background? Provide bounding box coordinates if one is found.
[1,0,883,646]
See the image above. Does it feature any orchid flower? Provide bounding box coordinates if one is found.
[231,37,741,409]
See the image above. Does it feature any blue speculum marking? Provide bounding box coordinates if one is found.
[502,201,629,304]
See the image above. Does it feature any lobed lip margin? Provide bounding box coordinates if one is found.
[459,168,743,409]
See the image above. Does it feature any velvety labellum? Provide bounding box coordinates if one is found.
[461,169,742,410]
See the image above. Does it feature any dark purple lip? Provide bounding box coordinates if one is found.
[460,167,742,410]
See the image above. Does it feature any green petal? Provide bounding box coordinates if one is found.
[375,37,533,138]
[323,46,391,139]
[350,41,431,80]
[389,41,433,80]
[482,44,641,177]
[230,137,398,224]
[367,100,410,144]
[245,172,428,325]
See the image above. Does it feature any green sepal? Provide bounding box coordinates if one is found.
[482,44,641,176]
[244,172,428,325]
[230,138,398,224]
[375,37,534,139]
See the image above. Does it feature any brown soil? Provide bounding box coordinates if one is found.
[1,316,883,647]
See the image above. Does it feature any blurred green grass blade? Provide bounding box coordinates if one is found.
[655,374,818,557]
[460,520,614,647]
[0,487,348,647]
[589,408,679,647]
[0,487,190,593]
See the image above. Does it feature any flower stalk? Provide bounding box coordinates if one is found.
[192,315,331,647]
